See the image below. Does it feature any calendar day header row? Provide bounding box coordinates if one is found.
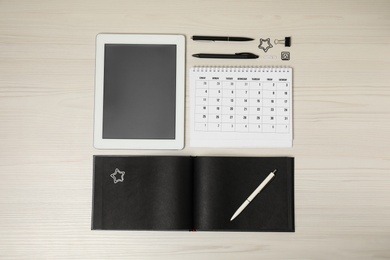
[196,76,290,82]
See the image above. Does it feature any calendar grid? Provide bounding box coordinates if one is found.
[190,67,292,148]
[194,80,290,133]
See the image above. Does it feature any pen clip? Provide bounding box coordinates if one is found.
[192,36,220,42]
[235,52,259,58]
[194,40,216,42]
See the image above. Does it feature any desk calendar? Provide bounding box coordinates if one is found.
[190,67,293,148]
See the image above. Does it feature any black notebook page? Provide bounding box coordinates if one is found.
[193,157,294,231]
[92,156,193,230]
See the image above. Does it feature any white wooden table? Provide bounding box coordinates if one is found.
[1,0,389,258]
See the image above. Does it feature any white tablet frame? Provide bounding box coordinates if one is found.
[94,34,185,149]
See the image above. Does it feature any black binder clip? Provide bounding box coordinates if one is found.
[274,37,291,47]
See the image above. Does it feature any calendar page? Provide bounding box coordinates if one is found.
[190,67,293,148]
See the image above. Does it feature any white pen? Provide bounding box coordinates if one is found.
[230,169,277,221]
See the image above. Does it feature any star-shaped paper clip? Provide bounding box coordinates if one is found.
[110,168,125,184]
[258,38,273,52]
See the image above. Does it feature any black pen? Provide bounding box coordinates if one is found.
[192,52,259,59]
[192,36,254,42]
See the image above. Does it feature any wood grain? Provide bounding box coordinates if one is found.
[0,0,390,259]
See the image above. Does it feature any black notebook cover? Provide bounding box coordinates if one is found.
[92,156,294,232]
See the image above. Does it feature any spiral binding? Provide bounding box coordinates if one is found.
[191,66,291,73]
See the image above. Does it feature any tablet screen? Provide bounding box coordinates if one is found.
[103,44,177,139]
[94,34,185,149]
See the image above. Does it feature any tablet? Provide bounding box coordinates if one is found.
[94,34,185,149]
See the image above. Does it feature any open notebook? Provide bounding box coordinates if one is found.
[92,156,294,232]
